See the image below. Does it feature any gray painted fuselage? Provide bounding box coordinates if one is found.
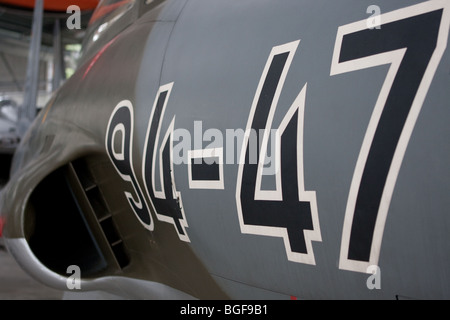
[1,0,450,299]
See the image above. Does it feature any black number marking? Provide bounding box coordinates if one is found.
[142,83,190,242]
[105,100,153,230]
[332,1,450,272]
[236,41,321,264]
[103,1,450,271]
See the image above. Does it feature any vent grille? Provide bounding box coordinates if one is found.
[71,158,130,269]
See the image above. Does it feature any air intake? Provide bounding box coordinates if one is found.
[26,157,129,277]
[71,158,129,269]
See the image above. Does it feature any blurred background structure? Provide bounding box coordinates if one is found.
[0,0,99,299]
[0,0,98,176]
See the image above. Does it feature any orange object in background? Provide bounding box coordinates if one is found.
[0,0,99,12]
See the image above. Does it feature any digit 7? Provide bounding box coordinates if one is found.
[331,0,450,273]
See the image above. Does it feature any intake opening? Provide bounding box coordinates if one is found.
[26,165,107,276]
